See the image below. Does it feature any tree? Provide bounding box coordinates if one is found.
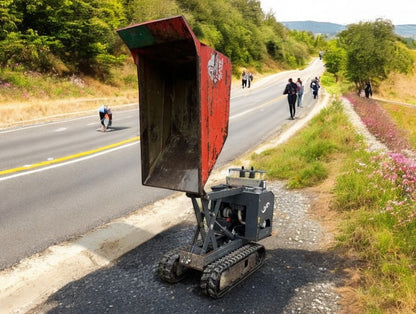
[338,19,413,90]
[230,0,264,26]
[177,0,253,66]
[7,0,126,76]
[323,40,346,81]
[0,0,21,40]
[124,0,181,24]
[176,0,290,70]
[0,29,62,72]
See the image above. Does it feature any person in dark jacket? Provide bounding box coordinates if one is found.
[364,82,372,98]
[247,72,253,88]
[241,71,247,88]
[310,77,320,99]
[283,78,298,120]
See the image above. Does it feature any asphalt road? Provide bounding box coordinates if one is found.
[0,59,325,271]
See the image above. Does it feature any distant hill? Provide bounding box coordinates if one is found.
[282,21,345,36]
[395,25,416,38]
[283,21,416,38]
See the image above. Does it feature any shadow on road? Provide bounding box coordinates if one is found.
[35,223,349,314]
[104,126,131,132]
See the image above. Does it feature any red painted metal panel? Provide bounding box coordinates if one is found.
[199,45,231,186]
[117,16,231,194]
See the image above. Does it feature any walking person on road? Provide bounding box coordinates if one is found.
[296,78,304,107]
[310,77,320,99]
[248,72,253,88]
[283,78,298,120]
[241,71,247,88]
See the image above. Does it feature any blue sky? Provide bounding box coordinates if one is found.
[259,0,415,25]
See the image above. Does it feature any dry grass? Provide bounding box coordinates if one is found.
[375,71,416,104]
[374,51,416,105]
[0,93,137,128]
[379,102,416,149]
[0,64,138,128]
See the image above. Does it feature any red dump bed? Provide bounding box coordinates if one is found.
[117,16,232,194]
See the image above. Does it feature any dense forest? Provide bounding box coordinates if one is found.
[0,0,324,80]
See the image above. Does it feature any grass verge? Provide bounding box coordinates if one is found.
[251,100,362,188]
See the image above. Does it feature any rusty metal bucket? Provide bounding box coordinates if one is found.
[117,16,231,194]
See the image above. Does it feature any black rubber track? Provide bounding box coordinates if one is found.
[158,248,189,283]
[200,243,265,298]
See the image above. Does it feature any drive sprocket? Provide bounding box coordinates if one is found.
[158,248,189,283]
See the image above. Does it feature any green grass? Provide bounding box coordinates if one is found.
[251,100,361,188]
[334,150,416,312]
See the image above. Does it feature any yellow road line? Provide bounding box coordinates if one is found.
[0,136,140,176]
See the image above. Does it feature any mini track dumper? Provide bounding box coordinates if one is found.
[117,16,275,298]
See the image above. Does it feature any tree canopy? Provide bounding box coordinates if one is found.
[1,0,127,76]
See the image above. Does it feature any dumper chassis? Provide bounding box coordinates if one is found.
[158,168,274,298]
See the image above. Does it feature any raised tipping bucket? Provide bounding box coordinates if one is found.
[117,16,232,194]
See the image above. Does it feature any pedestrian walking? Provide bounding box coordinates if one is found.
[310,77,320,99]
[283,78,298,120]
[296,78,304,107]
[242,71,247,88]
[364,82,372,98]
[248,72,253,88]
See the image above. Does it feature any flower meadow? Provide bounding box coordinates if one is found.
[385,152,416,202]
[345,93,416,205]
[345,93,413,154]
[337,94,416,312]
